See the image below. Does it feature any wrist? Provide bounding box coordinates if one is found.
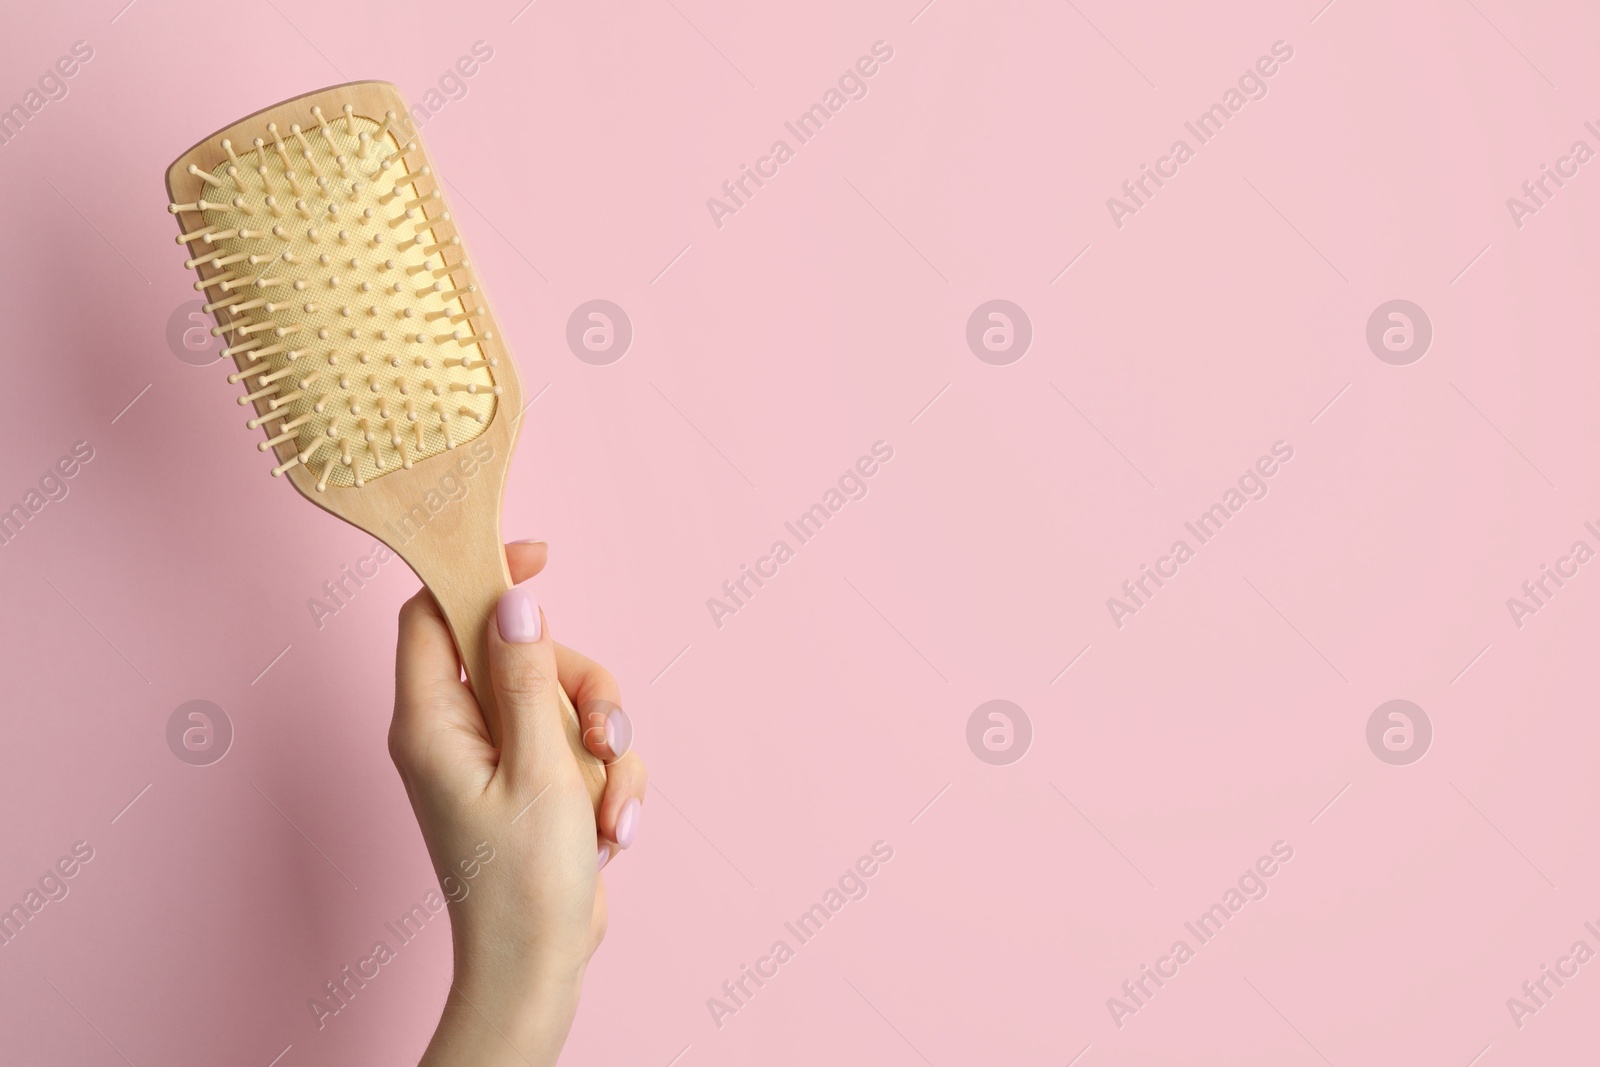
[422,962,584,1067]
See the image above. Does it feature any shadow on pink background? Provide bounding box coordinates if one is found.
[2,1,1598,1064]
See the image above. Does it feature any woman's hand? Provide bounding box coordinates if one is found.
[389,541,646,1067]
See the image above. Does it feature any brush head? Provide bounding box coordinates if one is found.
[168,85,506,491]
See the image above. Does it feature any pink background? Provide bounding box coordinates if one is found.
[2,0,1598,1063]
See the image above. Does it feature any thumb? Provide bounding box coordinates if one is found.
[490,579,577,787]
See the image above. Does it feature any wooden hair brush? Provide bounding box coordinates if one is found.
[166,81,604,805]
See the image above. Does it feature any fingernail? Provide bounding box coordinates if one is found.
[615,798,640,850]
[510,538,545,546]
[497,581,541,643]
[588,700,630,758]
[596,845,611,871]
[602,704,633,759]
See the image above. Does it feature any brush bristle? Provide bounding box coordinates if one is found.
[172,108,500,490]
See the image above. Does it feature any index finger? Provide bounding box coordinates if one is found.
[554,643,631,762]
[506,540,549,584]
[390,588,491,773]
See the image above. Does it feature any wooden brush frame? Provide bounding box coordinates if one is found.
[166,81,606,808]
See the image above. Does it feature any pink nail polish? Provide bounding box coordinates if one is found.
[497,581,541,643]
[615,798,640,850]
[604,706,633,758]
[597,846,611,871]
[582,700,632,760]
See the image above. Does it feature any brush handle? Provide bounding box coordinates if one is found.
[404,501,607,811]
